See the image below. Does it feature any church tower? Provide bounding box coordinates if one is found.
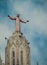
[5,14,31,65]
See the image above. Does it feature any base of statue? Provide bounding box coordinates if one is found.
[13,31,23,37]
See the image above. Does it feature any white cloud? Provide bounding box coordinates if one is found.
[0,23,11,43]
[31,43,41,59]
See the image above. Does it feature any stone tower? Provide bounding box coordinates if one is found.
[5,14,30,65]
[5,32,30,65]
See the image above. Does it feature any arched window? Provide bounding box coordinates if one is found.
[12,51,15,65]
[21,51,23,65]
[12,51,15,57]
[13,59,15,65]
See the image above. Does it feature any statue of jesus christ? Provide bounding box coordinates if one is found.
[8,14,29,33]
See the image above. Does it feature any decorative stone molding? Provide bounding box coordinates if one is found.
[5,32,30,65]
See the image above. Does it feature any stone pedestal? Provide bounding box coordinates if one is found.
[5,32,30,65]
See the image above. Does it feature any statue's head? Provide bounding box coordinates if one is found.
[17,14,20,17]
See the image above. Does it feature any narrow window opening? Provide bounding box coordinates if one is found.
[12,51,15,57]
[12,51,15,65]
[21,51,23,65]
[13,59,15,65]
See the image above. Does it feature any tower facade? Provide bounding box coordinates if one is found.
[5,32,30,65]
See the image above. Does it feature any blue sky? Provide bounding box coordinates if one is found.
[0,0,47,65]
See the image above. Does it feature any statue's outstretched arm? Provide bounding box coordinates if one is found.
[20,19,29,23]
[8,15,16,20]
